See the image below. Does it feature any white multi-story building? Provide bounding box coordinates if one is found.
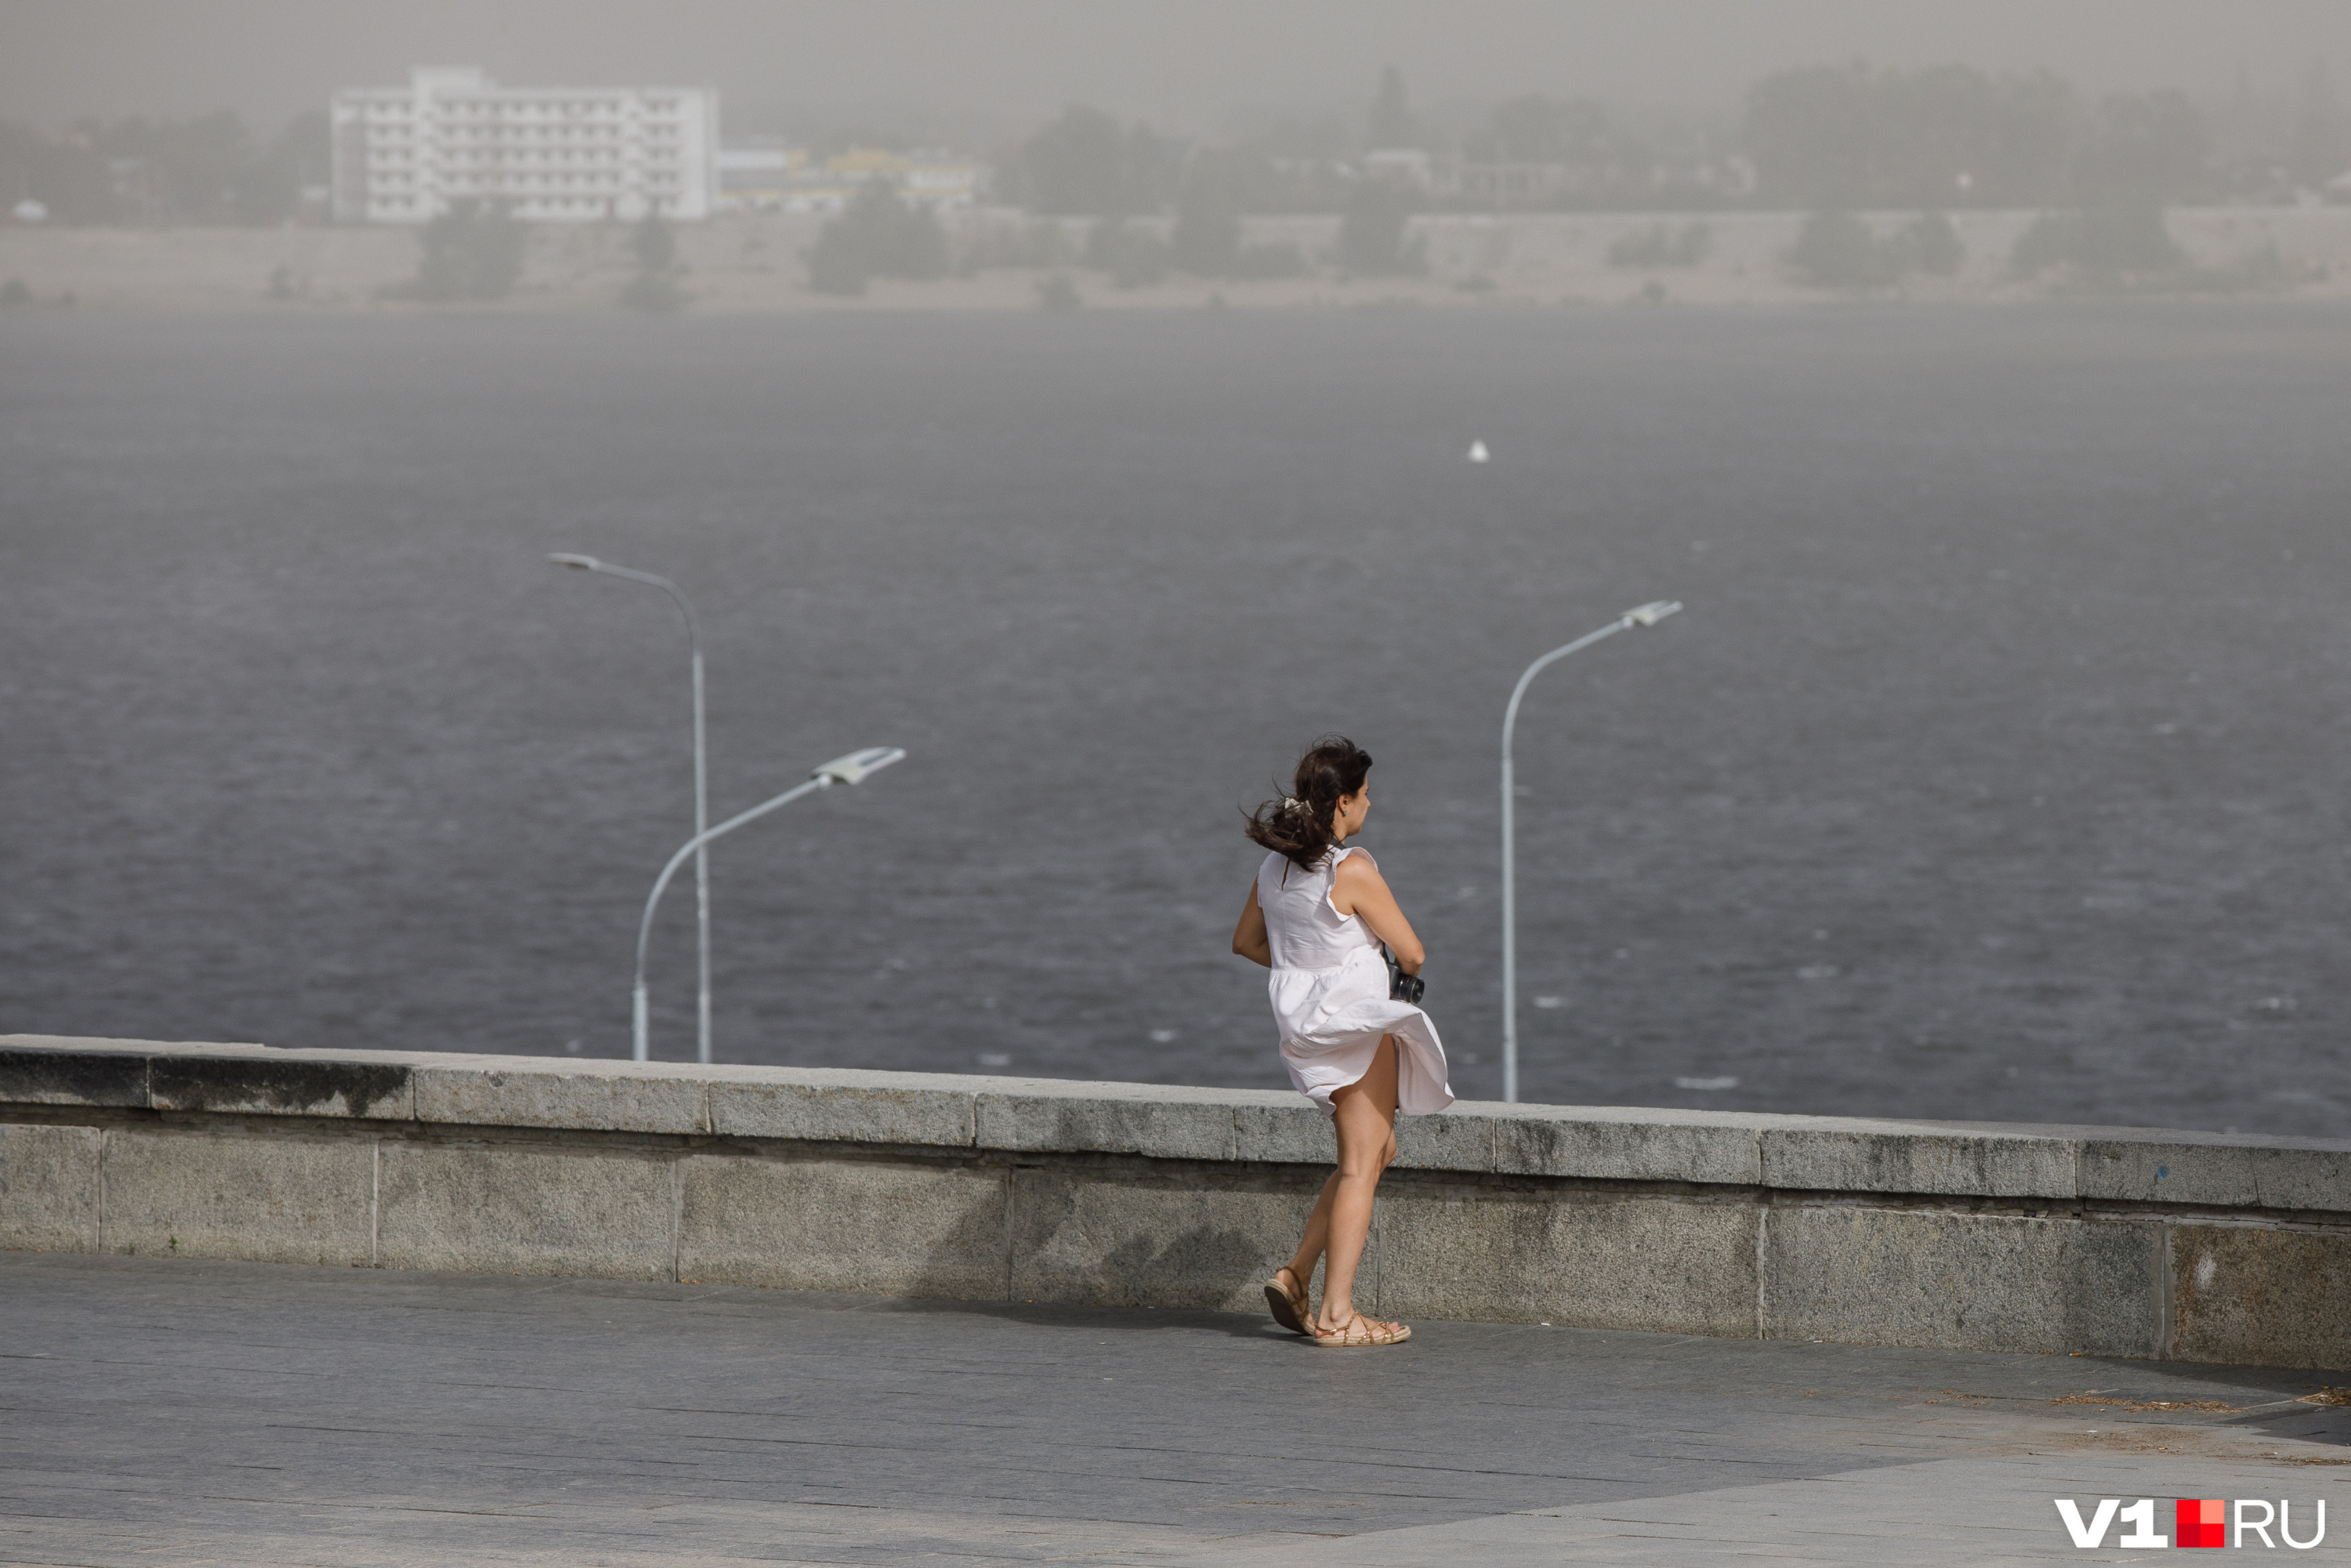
[331,67,719,223]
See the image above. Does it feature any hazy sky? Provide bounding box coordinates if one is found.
[3,0,2346,133]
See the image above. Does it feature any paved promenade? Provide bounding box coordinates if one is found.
[2,1254,2346,1566]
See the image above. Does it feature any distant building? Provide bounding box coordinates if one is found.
[1359,148,1433,190]
[331,67,719,223]
[1433,161,1585,208]
[717,140,986,215]
[716,140,795,209]
[1425,153,1757,211]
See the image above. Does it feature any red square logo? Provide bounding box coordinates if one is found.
[2176,1497,2226,1548]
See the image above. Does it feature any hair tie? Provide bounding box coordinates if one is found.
[1284,797,1306,813]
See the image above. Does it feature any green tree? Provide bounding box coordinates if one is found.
[1746,66,1882,207]
[2011,198,2182,277]
[1370,67,1418,147]
[807,180,948,295]
[1746,63,2082,208]
[1338,176,1421,274]
[1787,210,1897,288]
[2288,67,2348,185]
[1889,210,1965,274]
[231,110,328,224]
[0,120,113,223]
[2076,91,2210,203]
[1172,150,1245,275]
[402,199,528,300]
[1084,218,1169,287]
[1010,107,1170,216]
[0,109,324,226]
[80,111,249,223]
[620,211,686,311]
[1786,208,1966,288]
[630,211,676,273]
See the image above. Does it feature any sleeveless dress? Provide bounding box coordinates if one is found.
[1257,845,1454,1117]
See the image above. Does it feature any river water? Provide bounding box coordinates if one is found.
[4,302,2347,1136]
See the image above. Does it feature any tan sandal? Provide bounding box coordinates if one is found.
[1311,1310,1411,1347]
[1263,1267,1312,1335]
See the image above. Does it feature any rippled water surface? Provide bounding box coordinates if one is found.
[5,304,2349,1135]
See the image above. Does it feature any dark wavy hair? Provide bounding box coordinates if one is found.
[1244,734,1373,871]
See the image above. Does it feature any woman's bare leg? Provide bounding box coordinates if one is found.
[1281,1169,1343,1293]
[1283,1143,1401,1298]
[1316,1037,1400,1333]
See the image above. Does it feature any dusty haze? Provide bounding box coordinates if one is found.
[3,0,2348,130]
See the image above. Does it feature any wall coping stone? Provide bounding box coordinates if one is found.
[5,1034,2347,1212]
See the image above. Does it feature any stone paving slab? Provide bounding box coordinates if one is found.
[1168,1456,2351,1566]
[0,1252,2346,1566]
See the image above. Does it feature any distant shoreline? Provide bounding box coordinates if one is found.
[5,207,2349,316]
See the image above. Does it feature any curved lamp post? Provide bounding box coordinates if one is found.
[1500,600,1682,1103]
[550,553,715,1064]
[631,748,905,1063]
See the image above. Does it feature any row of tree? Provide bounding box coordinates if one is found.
[1748,65,2210,208]
[5,63,2345,228]
[998,63,2346,219]
[804,173,1423,295]
[1783,199,2241,289]
[372,201,688,310]
[343,189,2223,309]
[0,112,328,225]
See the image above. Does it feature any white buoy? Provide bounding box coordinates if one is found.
[1467,439,1490,463]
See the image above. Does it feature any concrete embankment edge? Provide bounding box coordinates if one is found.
[2,1035,2346,1369]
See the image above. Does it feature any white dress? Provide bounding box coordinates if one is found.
[1258,845,1454,1117]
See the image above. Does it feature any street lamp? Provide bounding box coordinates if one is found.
[1500,600,1682,1104]
[631,748,905,1063]
[550,553,715,1065]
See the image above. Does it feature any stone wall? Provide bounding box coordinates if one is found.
[4,1034,2347,1369]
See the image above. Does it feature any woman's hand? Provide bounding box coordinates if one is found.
[1332,853,1425,974]
[1231,882,1273,969]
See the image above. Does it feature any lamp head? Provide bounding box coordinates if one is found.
[549,552,601,571]
[1625,600,1683,628]
[813,747,907,787]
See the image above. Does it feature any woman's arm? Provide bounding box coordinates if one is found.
[1331,854,1425,973]
[1231,881,1272,969]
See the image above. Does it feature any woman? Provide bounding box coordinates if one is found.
[1230,735,1452,1347]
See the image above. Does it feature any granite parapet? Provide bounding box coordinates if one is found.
[6,1034,2351,1369]
[4,1036,2347,1215]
